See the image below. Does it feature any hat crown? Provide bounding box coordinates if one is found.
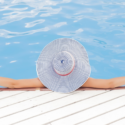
[52,51,75,76]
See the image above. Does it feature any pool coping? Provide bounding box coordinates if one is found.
[0,86,125,91]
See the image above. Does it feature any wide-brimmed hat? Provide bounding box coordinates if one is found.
[36,38,91,93]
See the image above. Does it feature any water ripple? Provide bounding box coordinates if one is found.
[0,0,125,82]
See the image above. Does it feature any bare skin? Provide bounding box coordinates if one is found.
[0,76,125,89]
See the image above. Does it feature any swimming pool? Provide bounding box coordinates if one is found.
[0,0,125,88]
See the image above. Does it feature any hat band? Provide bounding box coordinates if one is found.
[52,51,75,76]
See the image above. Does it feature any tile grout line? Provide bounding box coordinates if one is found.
[106,116,125,125]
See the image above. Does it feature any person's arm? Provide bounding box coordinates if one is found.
[81,77,112,88]
[0,77,45,88]
[82,77,125,89]
[16,78,45,88]
[0,76,17,88]
[0,76,125,89]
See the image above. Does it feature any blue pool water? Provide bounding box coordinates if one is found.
[0,0,125,88]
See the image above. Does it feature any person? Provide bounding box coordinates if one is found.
[0,76,125,89]
[1,38,125,91]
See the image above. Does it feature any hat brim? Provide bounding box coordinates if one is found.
[36,38,91,93]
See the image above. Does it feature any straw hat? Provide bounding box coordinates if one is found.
[36,38,91,93]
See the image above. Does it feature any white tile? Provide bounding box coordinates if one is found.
[0,90,77,118]
[77,103,125,125]
[0,91,26,99]
[0,90,106,125]
[1,89,125,125]
[0,91,51,108]
[48,90,125,125]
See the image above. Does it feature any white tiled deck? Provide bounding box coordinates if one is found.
[0,89,125,125]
